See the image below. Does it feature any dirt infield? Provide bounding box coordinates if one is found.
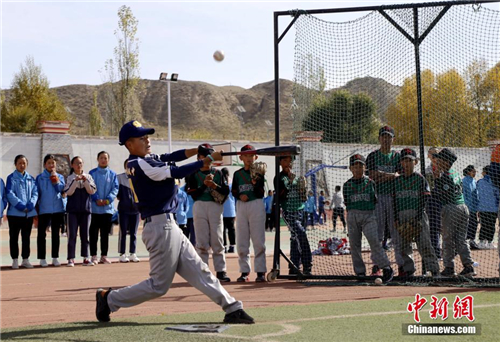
[2,254,497,329]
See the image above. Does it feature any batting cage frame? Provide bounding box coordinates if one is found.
[269,0,500,287]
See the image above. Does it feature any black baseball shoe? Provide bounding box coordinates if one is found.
[237,273,249,282]
[469,240,480,250]
[217,271,231,282]
[96,288,112,322]
[459,265,477,278]
[255,273,266,282]
[441,267,457,277]
[382,267,394,283]
[223,309,255,324]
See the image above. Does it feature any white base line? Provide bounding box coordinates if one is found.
[211,303,500,342]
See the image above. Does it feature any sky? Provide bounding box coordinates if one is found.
[1,0,499,90]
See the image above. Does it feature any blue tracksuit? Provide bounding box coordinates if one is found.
[89,167,119,214]
[6,171,38,218]
[36,170,65,214]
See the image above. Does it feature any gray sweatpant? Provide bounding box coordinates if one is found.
[397,210,439,274]
[193,201,227,272]
[347,210,391,275]
[441,204,474,269]
[107,213,242,314]
[236,199,267,273]
[375,194,405,267]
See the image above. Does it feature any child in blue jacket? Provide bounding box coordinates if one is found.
[36,154,66,267]
[477,166,500,249]
[6,155,38,269]
[89,151,119,265]
[304,191,317,230]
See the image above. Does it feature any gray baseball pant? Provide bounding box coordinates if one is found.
[441,204,474,269]
[347,210,391,275]
[375,194,404,267]
[236,199,267,273]
[397,210,440,274]
[107,213,242,314]
[193,201,227,272]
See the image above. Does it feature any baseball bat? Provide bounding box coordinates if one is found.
[220,145,301,157]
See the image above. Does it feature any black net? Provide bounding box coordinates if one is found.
[281,3,500,286]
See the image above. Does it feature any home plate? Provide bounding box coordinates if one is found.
[165,324,230,333]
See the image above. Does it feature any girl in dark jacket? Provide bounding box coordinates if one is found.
[63,156,97,266]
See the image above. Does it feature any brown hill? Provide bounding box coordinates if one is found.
[3,77,399,141]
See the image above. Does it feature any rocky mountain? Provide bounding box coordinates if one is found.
[3,77,400,141]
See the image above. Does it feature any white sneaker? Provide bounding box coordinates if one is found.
[67,259,75,267]
[40,259,48,267]
[129,253,140,263]
[61,233,67,237]
[119,254,130,263]
[12,259,19,269]
[21,259,33,269]
[91,255,99,265]
[478,240,487,249]
[52,258,61,267]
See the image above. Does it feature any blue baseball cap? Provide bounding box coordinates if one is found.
[119,120,155,145]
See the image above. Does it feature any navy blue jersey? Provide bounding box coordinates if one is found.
[126,150,203,219]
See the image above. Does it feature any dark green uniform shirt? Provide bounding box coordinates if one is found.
[186,168,228,202]
[393,172,430,215]
[343,176,377,211]
[433,168,465,205]
[366,149,402,195]
[231,168,265,202]
[274,171,305,212]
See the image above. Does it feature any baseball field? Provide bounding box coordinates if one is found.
[1,227,499,342]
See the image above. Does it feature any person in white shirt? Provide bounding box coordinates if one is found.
[330,185,346,233]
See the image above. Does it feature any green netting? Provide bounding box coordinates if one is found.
[281,3,500,287]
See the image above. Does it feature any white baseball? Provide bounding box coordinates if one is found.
[374,277,383,285]
[213,50,225,62]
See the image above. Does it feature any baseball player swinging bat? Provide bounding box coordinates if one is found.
[221,145,300,157]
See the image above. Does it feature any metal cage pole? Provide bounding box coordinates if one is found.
[272,0,500,282]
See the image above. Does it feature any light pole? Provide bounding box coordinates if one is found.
[159,72,179,152]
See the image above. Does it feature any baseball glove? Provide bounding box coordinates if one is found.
[250,162,267,181]
[396,218,422,244]
[209,188,227,205]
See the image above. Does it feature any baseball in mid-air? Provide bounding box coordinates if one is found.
[374,277,383,285]
[213,50,225,62]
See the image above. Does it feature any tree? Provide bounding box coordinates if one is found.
[482,62,500,140]
[89,90,104,136]
[464,59,489,146]
[302,90,378,143]
[1,56,70,133]
[101,5,142,134]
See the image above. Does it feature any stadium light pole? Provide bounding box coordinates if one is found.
[159,72,179,152]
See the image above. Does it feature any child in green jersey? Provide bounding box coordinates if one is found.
[343,154,394,283]
[186,144,231,282]
[274,155,312,275]
[232,145,267,283]
[393,148,440,278]
[434,148,476,278]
